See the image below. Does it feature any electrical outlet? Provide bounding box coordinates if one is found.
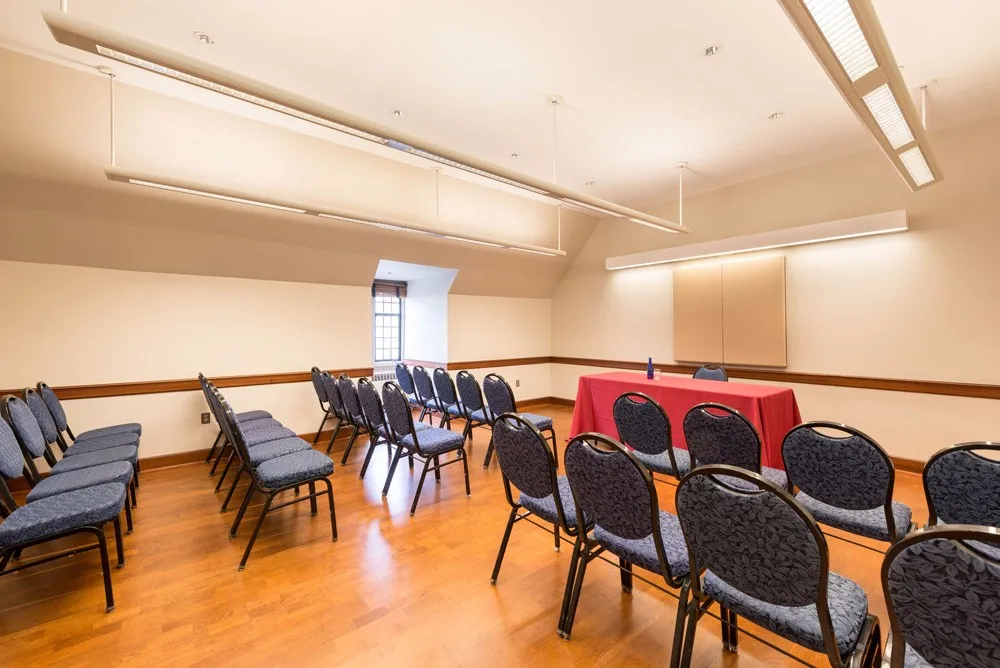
[201,412,211,425]
[515,379,520,388]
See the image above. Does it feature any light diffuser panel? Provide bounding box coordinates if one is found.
[863,84,914,149]
[803,0,878,81]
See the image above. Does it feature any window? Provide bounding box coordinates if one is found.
[372,281,405,363]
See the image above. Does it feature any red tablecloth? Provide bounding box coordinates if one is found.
[568,372,802,470]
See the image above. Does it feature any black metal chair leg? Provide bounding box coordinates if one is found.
[238,493,274,571]
[230,486,255,537]
[409,459,432,516]
[490,506,519,585]
[558,538,584,635]
[678,595,702,668]
[417,406,427,423]
[325,420,343,455]
[123,499,133,534]
[382,445,406,497]
[340,426,360,466]
[311,413,330,445]
[548,429,559,468]
[0,549,13,572]
[408,453,414,469]
[461,419,473,444]
[129,479,137,509]
[205,430,223,463]
[561,544,591,638]
[723,607,739,652]
[620,558,633,593]
[554,524,560,552]
[215,451,235,492]
[669,582,691,668]
[112,516,125,569]
[308,482,318,515]
[461,450,471,497]
[210,441,229,476]
[483,434,495,469]
[360,437,379,479]
[93,528,115,612]
[434,456,441,482]
[220,466,245,512]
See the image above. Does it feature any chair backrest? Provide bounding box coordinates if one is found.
[456,371,484,414]
[412,366,437,407]
[0,407,26,481]
[337,375,363,421]
[310,366,328,406]
[613,392,672,457]
[482,373,515,421]
[923,442,1000,527]
[213,393,255,475]
[493,413,559,505]
[23,388,60,448]
[683,403,762,473]
[381,381,415,442]
[1,395,49,460]
[395,362,416,395]
[357,378,386,432]
[36,381,69,434]
[321,372,345,416]
[433,368,459,409]
[693,365,728,382]
[883,525,1000,668]
[783,422,893,511]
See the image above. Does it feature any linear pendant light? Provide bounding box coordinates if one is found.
[105,167,566,256]
[42,10,687,234]
[777,0,941,190]
[605,210,907,269]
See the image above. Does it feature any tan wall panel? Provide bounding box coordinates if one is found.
[722,256,787,367]
[672,264,724,363]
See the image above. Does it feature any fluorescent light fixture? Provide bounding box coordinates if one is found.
[898,147,934,187]
[560,198,624,218]
[43,10,686,233]
[128,179,307,213]
[107,167,566,256]
[778,0,942,191]
[606,210,907,270]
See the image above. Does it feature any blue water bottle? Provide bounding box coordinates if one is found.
[646,357,654,380]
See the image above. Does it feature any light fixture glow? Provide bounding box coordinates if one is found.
[443,235,504,248]
[508,247,558,257]
[561,198,625,218]
[802,0,878,81]
[317,213,433,235]
[128,179,307,213]
[862,84,914,149]
[898,147,933,186]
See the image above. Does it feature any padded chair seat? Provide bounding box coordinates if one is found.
[247,437,312,465]
[593,509,689,576]
[519,413,553,431]
[239,418,284,432]
[519,475,580,528]
[633,447,691,478]
[26,462,134,503]
[443,404,464,417]
[256,450,334,489]
[244,425,297,446]
[64,432,139,457]
[237,410,272,422]
[718,467,789,492]
[703,570,868,658]
[796,492,912,542]
[0,483,127,548]
[406,394,421,408]
[50,445,138,474]
[403,428,466,456]
[423,398,442,411]
[75,423,141,441]
[902,645,931,668]
[468,408,490,424]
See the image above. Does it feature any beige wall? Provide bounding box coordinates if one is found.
[551,115,1000,461]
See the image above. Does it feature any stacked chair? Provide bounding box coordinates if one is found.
[456,370,492,444]
[334,375,370,466]
[308,367,334,446]
[482,373,556,468]
[320,372,348,455]
[613,392,689,482]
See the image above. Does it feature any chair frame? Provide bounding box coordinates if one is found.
[323,372,350,456]
[482,373,558,469]
[356,377,398,480]
[456,370,492,445]
[675,465,882,668]
[881,524,1000,668]
[432,367,463,430]
[559,432,689,658]
[489,414,588,585]
[334,374,370,466]
[613,391,684,484]
[783,421,911,552]
[309,366,334,446]
[693,364,728,381]
[922,441,1000,527]
[411,366,443,425]
[380,382,471,516]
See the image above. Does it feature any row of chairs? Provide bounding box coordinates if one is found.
[0,383,142,611]
[489,414,1000,667]
[199,376,337,570]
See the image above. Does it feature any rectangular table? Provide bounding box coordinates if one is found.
[568,371,802,470]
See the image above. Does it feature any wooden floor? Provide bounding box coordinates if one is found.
[0,404,927,667]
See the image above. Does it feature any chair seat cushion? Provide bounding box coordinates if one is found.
[520,413,553,431]
[594,509,689,578]
[519,475,579,528]
[75,423,141,440]
[26,462,134,503]
[469,408,490,424]
[256,450,334,488]
[403,427,466,456]
[239,418,284,432]
[237,410,272,422]
[244,425,297,446]
[703,570,869,658]
[633,448,691,478]
[796,492,912,542]
[719,466,789,492]
[444,404,464,417]
[247,437,312,465]
[0,483,127,548]
[50,445,138,474]
[63,432,140,456]
[903,644,931,668]
[406,394,421,408]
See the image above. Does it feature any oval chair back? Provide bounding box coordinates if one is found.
[493,413,559,508]
[923,442,1000,527]
[456,371,485,414]
[693,365,728,382]
[883,525,1000,668]
[395,362,416,396]
[683,403,761,472]
[336,375,363,424]
[0,410,25,511]
[381,381,415,444]
[433,368,460,411]
[613,392,680,476]
[36,381,69,436]
[357,378,386,434]
[310,366,328,406]
[482,374,515,423]
[412,366,437,410]
[322,372,345,418]
[22,388,60,450]
[2,394,50,462]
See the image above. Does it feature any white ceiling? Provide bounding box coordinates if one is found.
[1,0,999,207]
[375,259,457,283]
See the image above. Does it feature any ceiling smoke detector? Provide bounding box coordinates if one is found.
[392,109,403,117]
[510,153,519,159]
[585,181,596,187]
[193,31,214,45]
[704,45,721,56]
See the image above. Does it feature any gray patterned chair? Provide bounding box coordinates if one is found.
[560,433,690,647]
[25,388,138,460]
[882,525,1000,668]
[489,414,587,586]
[481,373,556,469]
[432,368,464,430]
[783,422,913,548]
[319,371,348,452]
[216,392,336,570]
[683,403,788,490]
[693,365,728,382]
[37,380,141,442]
[309,366,333,446]
[456,370,491,445]
[380,381,470,516]
[333,375,370,466]
[394,362,421,409]
[675,465,882,667]
[356,377,430,480]
[0,410,127,612]
[198,373,278,474]
[613,392,689,482]
[923,442,1000,530]
[412,366,443,425]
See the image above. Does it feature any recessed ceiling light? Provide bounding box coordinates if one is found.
[192,31,214,45]
[704,45,721,56]
[585,181,596,187]
[392,109,403,117]
[768,112,785,120]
